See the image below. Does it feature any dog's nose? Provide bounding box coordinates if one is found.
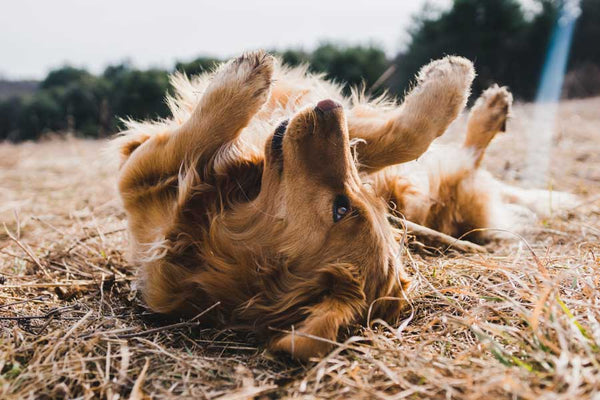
[316,99,342,112]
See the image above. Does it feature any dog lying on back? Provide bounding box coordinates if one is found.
[115,51,574,359]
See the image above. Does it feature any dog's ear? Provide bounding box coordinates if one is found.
[108,128,152,170]
[267,264,365,360]
[120,133,150,158]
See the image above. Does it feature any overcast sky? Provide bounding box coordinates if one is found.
[0,0,450,80]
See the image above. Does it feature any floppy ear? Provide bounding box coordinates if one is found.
[264,264,366,360]
[269,297,360,359]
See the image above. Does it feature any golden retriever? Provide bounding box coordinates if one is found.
[114,50,575,359]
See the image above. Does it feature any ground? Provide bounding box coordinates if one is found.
[1,97,599,399]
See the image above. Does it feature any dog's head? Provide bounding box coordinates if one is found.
[252,100,409,321]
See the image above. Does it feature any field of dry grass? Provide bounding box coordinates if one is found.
[1,97,599,399]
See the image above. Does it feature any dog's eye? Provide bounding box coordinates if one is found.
[333,195,351,223]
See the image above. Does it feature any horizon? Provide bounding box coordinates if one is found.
[0,0,452,80]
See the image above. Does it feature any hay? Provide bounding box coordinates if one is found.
[1,98,599,399]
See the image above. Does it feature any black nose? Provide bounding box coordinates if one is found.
[316,99,342,112]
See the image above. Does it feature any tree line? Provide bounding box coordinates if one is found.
[1,0,598,142]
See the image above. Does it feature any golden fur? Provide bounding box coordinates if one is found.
[114,51,575,359]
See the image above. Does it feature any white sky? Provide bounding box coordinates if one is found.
[0,0,448,80]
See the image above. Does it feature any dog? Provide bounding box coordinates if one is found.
[114,50,575,359]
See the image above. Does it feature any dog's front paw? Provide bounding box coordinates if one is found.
[417,55,475,93]
[215,50,274,103]
[413,56,475,137]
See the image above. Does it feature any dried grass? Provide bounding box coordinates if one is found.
[1,98,599,399]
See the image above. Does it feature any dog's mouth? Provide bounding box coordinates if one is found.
[271,119,288,161]
[268,99,346,177]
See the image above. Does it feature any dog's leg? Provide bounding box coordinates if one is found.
[349,56,475,172]
[172,51,274,166]
[463,84,512,167]
[118,51,274,196]
[117,52,274,316]
[463,86,578,221]
[410,86,512,240]
[372,85,514,242]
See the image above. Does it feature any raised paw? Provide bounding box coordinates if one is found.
[401,56,475,141]
[465,84,513,153]
[413,56,476,133]
[471,84,513,133]
[346,56,475,171]
[185,50,275,147]
[418,55,476,91]
[176,51,275,164]
[210,50,274,106]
